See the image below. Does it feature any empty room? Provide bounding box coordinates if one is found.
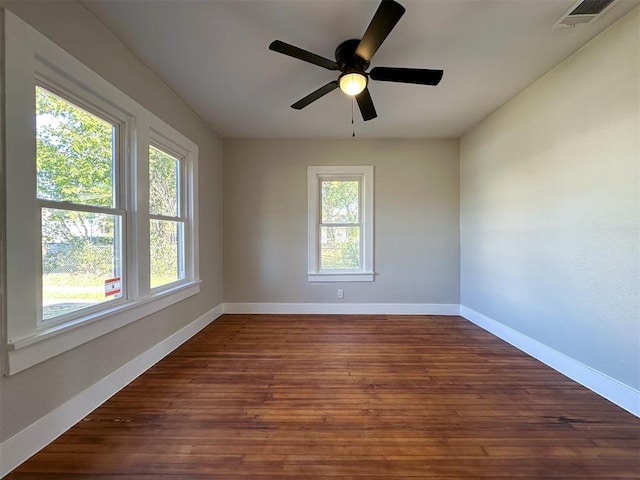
[0,0,639,478]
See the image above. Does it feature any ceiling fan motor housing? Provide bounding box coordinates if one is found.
[335,39,370,73]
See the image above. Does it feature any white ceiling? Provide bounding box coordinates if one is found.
[82,0,639,139]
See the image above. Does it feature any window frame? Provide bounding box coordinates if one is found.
[35,81,128,327]
[148,138,189,291]
[307,166,374,282]
[3,11,200,375]
[319,176,363,271]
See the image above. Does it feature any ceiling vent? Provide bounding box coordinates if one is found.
[553,0,617,27]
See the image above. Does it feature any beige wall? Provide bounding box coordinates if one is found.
[224,139,460,305]
[460,8,640,389]
[0,1,223,441]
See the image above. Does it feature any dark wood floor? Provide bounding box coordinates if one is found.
[8,314,640,479]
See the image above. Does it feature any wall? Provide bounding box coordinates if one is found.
[460,8,639,390]
[0,1,223,443]
[224,139,460,306]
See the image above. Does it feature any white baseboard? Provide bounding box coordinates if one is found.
[223,302,460,315]
[0,303,223,478]
[460,305,640,417]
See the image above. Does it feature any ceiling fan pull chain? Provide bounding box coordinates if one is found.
[352,97,356,138]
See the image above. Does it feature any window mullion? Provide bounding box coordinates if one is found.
[133,123,150,299]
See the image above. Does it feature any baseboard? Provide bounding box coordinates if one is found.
[0,303,224,478]
[223,302,461,315]
[460,305,640,417]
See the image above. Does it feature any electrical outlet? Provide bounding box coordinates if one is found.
[337,289,344,299]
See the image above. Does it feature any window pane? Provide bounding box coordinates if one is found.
[149,145,179,217]
[321,180,359,224]
[36,86,114,207]
[42,208,122,321]
[150,219,184,288]
[320,226,360,270]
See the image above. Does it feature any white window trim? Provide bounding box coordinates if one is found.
[146,128,199,293]
[2,11,200,375]
[307,165,374,282]
[33,74,130,329]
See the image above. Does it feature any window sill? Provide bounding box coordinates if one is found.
[5,280,201,375]
[308,272,375,283]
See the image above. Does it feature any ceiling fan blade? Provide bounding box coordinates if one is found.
[291,81,339,110]
[269,40,339,71]
[356,87,377,121]
[355,0,406,62]
[370,67,444,86]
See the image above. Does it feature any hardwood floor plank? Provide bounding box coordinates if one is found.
[7,314,639,479]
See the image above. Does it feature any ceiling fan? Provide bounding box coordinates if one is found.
[269,0,443,122]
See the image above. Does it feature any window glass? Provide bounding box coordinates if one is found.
[36,86,114,207]
[150,219,183,288]
[320,225,360,270]
[149,145,184,289]
[321,180,359,224]
[149,145,179,217]
[41,208,122,320]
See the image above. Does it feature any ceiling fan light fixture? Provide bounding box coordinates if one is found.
[269,0,442,122]
[339,72,367,96]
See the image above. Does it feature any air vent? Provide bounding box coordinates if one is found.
[553,0,617,27]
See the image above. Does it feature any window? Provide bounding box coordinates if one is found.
[307,166,374,282]
[37,86,124,323]
[4,11,200,374]
[320,179,361,270]
[149,144,184,289]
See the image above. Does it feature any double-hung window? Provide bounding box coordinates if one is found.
[36,85,125,322]
[307,166,374,282]
[149,144,185,289]
[3,11,200,374]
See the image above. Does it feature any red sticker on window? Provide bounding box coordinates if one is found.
[105,277,121,297]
